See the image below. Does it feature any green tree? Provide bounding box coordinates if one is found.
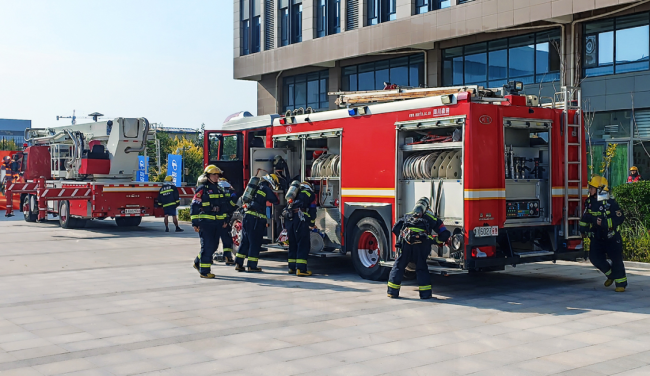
[149,135,203,185]
[0,139,19,151]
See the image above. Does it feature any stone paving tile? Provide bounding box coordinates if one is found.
[1,218,650,375]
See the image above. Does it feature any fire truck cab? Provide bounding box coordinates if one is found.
[208,84,587,281]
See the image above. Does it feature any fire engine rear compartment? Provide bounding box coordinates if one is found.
[393,106,580,274]
[259,130,344,256]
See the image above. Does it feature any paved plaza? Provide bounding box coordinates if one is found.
[0,216,650,375]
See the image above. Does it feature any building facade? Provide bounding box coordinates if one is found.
[0,119,31,150]
[233,0,650,186]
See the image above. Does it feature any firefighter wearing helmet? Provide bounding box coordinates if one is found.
[235,174,280,272]
[579,176,627,292]
[388,197,451,299]
[628,166,642,183]
[191,165,236,278]
[284,180,317,276]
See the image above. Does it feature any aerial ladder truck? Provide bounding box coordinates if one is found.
[5,118,194,228]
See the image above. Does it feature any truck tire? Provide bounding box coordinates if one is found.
[115,217,142,227]
[23,195,37,223]
[350,217,391,281]
[59,201,76,229]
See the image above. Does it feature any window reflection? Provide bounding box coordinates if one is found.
[584,13,650,77]
[342,55,424,91]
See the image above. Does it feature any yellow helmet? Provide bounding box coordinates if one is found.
[204,165,223,175]
[588,176,609,192]
[630,166,639,172]
[164,175,173,182]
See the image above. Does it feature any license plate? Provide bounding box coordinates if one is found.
[474,226,499,237]
[124,209,140,214]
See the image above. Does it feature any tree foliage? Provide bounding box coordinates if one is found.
[0,139,19,151]
[148,134,203,186]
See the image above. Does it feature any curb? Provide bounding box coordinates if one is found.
[624,261,650,270]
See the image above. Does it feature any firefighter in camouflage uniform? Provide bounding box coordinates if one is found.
[580,176,628,292]
[388,197,451,299]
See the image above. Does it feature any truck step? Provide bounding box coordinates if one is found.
[513,250,554,258]
[261,243,345,258]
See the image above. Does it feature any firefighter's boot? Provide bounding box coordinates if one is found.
[615,286,626,292]
[387,294,398,299]
[296,270,312,277]
[193,263,199,272]
[248,266,263,272]
[288,269,296,274]
[200,273,215,279]
[604,279,614,287]
[235,264,245,272]
[225,256,236,266]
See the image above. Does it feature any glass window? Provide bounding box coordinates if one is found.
[442,30,561,87]
[367,0,395,25]
[240,0,261,55]
[342,55,426,91]
[584,13,650,77]
[464,43,487,85]
[316,0,342,38]
[632,141,650,179]
[209,134,241,162]
[415,0,451,14]
[283,71,329,112]
[279,1,302,46]
[591,110,632,140]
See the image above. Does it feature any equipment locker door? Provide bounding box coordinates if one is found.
[249,148,292,241]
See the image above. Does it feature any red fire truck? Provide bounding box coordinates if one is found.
[205,84,587,280]
[5,118,194,228]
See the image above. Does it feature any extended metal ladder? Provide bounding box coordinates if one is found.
[561,86,584,240]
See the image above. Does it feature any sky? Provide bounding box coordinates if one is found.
[0,0,256,130]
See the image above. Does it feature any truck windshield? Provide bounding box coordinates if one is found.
[208,133,241,161]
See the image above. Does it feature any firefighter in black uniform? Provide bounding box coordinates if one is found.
[191,165,230,279]
[388,197,451,299]
[158,176,183,232]
[580,176,628,292]
[235,174,280,272]
[216,178,238,265]
[285,181,317,276]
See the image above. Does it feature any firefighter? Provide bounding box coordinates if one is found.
[285,181,317,276]
[235,174,280,272]
[191,165,228,279]
[158,176,183,232]
[387,197,451,299]
[628,166,642,183]
[579,176,627,292]
[217,177,238,265]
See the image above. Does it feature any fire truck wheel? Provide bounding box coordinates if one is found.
[59,201,76,229]
[115,217,142,227]
[350,217,390,281]
[23,195,37,223]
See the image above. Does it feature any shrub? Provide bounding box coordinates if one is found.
[611,181,650,229]
[178,208,191,222]
[619,223,650,263]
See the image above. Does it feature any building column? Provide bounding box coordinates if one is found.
[303,0,314,41]
[234,0,241,58]
[427,48,440,88]
[340,0,347,32]
[328,65,342,110]
[396,0,412,19]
